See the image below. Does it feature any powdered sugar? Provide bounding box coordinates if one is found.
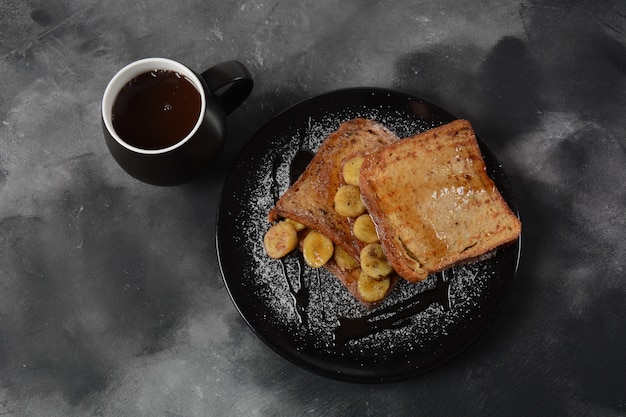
[218,89,519,379]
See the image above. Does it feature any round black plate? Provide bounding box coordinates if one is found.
[216,88,521,383]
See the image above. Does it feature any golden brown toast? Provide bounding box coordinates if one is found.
[359,119,522,282]
[268,118,400,307]
[268,118,399,260]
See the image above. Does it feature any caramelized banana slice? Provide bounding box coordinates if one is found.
[263,221,298,259]
[357,271,391,302]
[302,231,334,268]
[285,218,306,231]
[334,185,365,217]
[360,243,393,278]
[353,214,379,243]
[342,156,365,186]
[333,245,359,270]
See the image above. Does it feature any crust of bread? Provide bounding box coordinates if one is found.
[359,119,522,282]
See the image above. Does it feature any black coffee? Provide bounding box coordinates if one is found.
[112,69,202,150]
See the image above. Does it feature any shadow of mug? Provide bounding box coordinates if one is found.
[101,58,253,185]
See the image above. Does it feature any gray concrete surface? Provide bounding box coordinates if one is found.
[0,1,624,416]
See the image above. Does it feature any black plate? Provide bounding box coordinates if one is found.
[216,88,521,383]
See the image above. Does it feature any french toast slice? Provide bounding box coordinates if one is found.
[268,118,399,260]
[268,118,400,307]
[359,119,522,282]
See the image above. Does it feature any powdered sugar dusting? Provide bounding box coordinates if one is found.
[219,89,519,378]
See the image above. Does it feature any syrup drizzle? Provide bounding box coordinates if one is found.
[279,253,310,327]
[271,148,315,326]
[289,148,314,184]
[334,271,452,346]
[270,154,283,202]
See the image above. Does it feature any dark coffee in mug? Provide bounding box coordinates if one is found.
[102,58,253,185]
[112,70,201,150]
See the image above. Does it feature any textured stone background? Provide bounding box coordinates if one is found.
[0,1,624,416]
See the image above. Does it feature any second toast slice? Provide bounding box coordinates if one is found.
[359,119,522,282]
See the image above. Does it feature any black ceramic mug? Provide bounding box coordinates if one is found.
[102,58,253,185]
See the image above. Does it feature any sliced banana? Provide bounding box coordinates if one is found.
[357,271,391,302]
[334,185,365,217]
[302,231,334,268]
[263,221,298,259]
[285,218,306,231]
[342,156,365,186]
[360,243,393,278]
[333,245,359,270]
[353,214,379,243]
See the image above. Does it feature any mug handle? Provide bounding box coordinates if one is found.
[201,61,253,115]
